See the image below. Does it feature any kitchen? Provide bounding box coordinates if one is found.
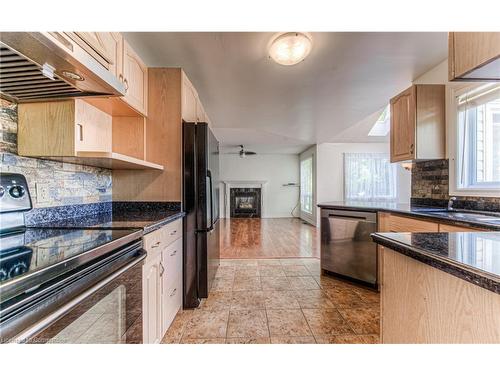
[1,2,500,373]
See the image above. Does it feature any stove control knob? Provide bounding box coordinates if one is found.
[9,185,25,199]
[0,186,4,198]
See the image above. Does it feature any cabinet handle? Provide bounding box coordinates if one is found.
[170,250,177,257]
[159,262,165,277]
[151,241,161,248]
[410,143,414,154]
[118,73,124,82]
[77,124,83,142]
[170,230,177,236]
[170,288,177,297]
[123,78,129,93]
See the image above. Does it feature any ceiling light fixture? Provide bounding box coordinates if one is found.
[268,32,312,66]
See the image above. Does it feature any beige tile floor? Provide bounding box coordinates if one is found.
[161,258,380,344]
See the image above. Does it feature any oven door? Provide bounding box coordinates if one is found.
[3,244,146,344]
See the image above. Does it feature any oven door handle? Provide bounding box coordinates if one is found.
[12,251,146,343]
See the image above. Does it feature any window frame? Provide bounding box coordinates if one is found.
[449,83,500,197]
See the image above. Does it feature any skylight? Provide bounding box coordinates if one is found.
[368,105,390,136]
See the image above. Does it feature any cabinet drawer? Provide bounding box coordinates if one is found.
[161,247,182,334]
[387,214,438,233]
[439,224,485,232]
[162,275,182,333]
[163,238,182,286]
[143,229,164,256]
[160,219,182,247]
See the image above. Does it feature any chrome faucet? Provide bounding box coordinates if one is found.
[448,196,457,211]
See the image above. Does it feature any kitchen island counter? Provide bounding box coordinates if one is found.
[371,231,500,295]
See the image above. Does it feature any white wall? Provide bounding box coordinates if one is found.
[316,142,411,222]
[219,153,300,218]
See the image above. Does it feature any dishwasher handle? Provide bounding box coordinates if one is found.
[321,209,377,223]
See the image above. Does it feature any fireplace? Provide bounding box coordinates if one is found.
[230,188,261,218]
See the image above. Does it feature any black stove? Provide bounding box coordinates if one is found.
[0,173,146,343]
[0,227,141,304]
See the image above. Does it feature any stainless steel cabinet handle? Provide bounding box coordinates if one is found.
[170,230,177,235]
[170,288,177,297]
[170,250,177,257]
[159,262,165,277]
[151,241,161,248]
[123,78,129,93]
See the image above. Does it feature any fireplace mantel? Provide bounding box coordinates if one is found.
[222,180,268,218]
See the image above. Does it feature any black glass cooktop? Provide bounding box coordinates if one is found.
[0,227,142,303]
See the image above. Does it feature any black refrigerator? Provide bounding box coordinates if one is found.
[182,122,220,308]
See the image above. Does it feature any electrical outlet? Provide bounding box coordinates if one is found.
[36,182,51,203]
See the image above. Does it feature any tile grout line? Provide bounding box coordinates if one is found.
[299,306,317,343]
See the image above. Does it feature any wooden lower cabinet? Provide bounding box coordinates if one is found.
[161,238,183,333]
[378,212,439,233]
[381,247,500,343]
[142,219,183,344]
[439,223,485,232]
[142,251,163,344]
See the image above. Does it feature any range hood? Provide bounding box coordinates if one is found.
[0,32,125,103]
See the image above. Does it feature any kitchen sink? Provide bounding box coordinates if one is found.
[426,210,500,222]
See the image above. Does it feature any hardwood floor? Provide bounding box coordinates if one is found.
[220,218,319,259]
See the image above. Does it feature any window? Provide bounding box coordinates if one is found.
[344,153,397,201]
[368,105,390,137]
[455,84,500,192]
[300,156,313,214]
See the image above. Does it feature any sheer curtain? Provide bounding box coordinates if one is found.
[344,153,397,202]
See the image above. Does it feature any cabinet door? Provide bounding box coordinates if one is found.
[439,224,484,232]
[385,214,438,233]
[74,99,112,153]
[123,40,148,116]
[67,32,123,77]
[160,238,183,335]
[182,73,198,122]
[196,98,206,123]
[390,86,416,162]
[143,254,162,344]
[451,32,500,79]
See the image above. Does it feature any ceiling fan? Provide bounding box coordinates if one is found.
[238,145,257,158]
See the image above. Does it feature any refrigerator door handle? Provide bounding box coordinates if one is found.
[207,169,214,232]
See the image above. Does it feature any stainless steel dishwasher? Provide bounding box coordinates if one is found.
[320,208,377,286]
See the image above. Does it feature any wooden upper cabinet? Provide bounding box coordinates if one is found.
[196,99,207,123]
[66,32,123,77]
[390,84,445,163]
[122,40,148,116]
[181,72,199,122]
[390,86,415,162]
[181,71,208,123]
[449,32,500,81]
[18,100,111,157]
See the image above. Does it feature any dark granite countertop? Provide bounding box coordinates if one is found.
[29,202,185,235]
[317,201,500,231]
[371,232,500,294]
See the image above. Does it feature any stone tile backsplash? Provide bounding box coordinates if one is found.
[411,158,500,212]
[0,99,112,208]
[411,159,449,200]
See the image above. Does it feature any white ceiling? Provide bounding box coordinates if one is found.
[124,32,447,154]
